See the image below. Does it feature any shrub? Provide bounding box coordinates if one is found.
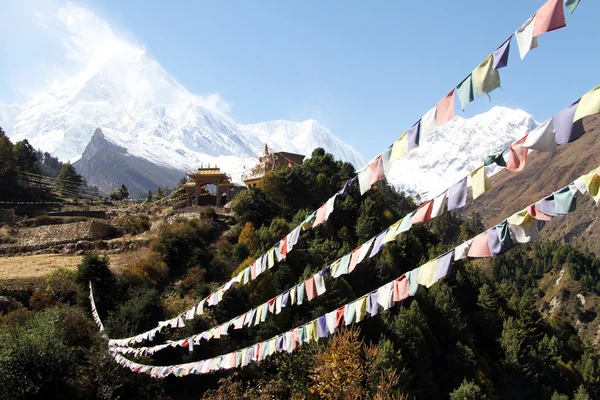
[104,288,163,338]
[113,214,151,235]
[181,265,207,291]
[123,250,169,288]
[75,253,117,313]
[238,222,259,253]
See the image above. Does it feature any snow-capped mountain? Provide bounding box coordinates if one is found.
[0,26,535,197]
[0,41,363,183]
[386,106,538,199]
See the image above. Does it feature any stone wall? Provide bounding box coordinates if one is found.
[0,209,15,223]
[47,210,106,218]
[15,221,112,247]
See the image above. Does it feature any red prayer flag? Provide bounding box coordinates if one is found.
[335,306,345,328]
[250,262,257,280]
[528,204,552,221]
[279,237,288,259]
[411,200,434,223]
[368,155,385,185]
[268,298,276,314]
[507,136,529,172]
[467,231,492,258]
[436,89,455,125]
[533,0,566,37]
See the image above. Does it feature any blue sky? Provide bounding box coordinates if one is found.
[1,0,598,162]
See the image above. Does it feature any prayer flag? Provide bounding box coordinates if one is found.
[407,121,421,152]
[565,0,580,13]
[398,210,417,233]
[533,0,566,37]
[470,166,492,200]
[344,302,356,326]
[488,221,515,257]
[368,155,385,186]
[349,246,362,273]
[417,259,438,288]
[368,291,380,316]
[435,250,454,281]
[314,272,326,296]
[468,231,492,257]
[383,219,402,243]
[411,200,433,224]
[431,191,447,218]
[554,100,584,144]
[297,282,305,304]
[574,84,600,122]
[358,166,371,195]
[333,253,351,278]
[485,150,507,167]
[448,177,468,210]
[527,204,552,221]
[522,119,556,152]
[381,146,393,175]
[421,107,438,139]
[286,226,301,252]
[390,133,408,162]
[406,268,421,296]
[354,296,368,323]
[506,136,529,172]
[377,282,394,310]
[305,277,316,301]
[454,239,473,260]
[312,203,328,228]
[356,237,375,264]
[370,229,389,258]
[492,36,512,70]
[515,15,538,59]
[582,170,600,203]
[393,274,410,302]
[472,54,501,96]
[457,75,474,111]
[436,89,455,125]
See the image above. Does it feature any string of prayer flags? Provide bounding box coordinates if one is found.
[533,0,566,37]
[470,166,492,200]
[522,119,557,152]
[492,37,512,70]
[448,177,468,210]
[436,89,455,125]
[554,100,583,144]
[506,136,529,172]
[515,15,539,59]
[472,55,501,96]
[457,75,474,111]
[108,166,600,374]
[565,0,580,13]
[535,186,577,216]
[574,84,600,122]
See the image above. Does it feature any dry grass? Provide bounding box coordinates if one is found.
[0,249,146,289]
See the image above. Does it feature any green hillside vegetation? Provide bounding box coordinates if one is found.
[1,148,599,399]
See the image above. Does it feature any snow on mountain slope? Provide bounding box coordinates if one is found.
[386,106,538,199]
[239,120,364,167]
[0,36,363,175]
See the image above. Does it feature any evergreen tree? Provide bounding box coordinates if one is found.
[118,184,130,200]
[0,127,15,169]
[573,385,591,400]
[155,186,164,198]
[55,162,82,192]
[13,139,38,172]
[449,379,487,400]
[146,190,153,202]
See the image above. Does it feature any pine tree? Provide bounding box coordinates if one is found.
[155,186,164,198]
[146,190,153,202]
[13,139,38,172]
[118,184,130,200]
[55,162,82,192]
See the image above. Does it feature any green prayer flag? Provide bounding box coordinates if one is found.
[457,74,474,111]
[484,150,507,167]
[565,0,580,13]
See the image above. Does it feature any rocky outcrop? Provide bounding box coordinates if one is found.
[73,128,184,197]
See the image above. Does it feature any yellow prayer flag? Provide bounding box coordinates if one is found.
[582,170,600,203]
[330,258,342,277]
[506,208,531,226]
[383,219,403,243]
[306,320,318,343]
[390,133,408,162]
[574,84,600,122]
[472,54,501,96]
[416,259,438,288]
[354,296,368,323]
[470,166,492,200]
